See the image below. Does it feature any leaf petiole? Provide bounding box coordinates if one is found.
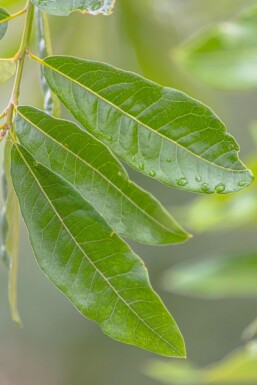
[0,7,27,25]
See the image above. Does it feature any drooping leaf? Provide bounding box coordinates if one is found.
[35,9,60,116]
[0,59,16,83]
[15,106,189,245]
[3,137,21,325]
[174,7,257,90]
[163,252,257,299]
[144,342,257,384]
[32,0,116,16]
[0,7,9,41]
[42,55,254,194]
[11,142,186,357]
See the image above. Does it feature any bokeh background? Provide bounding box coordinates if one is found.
[0,1,257,384]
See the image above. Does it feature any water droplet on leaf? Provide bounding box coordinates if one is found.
[201,183,210,192]
[176,177,189,187]
[138,162,145,170]
[215,183,225,193]
[238,181,246,187]
[149,170,156,177]
[195,176,202,183]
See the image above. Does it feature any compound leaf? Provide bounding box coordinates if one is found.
[15,106,189,245]
[42,55,254,194]
[11,142,186,357]
[31,0,116,16]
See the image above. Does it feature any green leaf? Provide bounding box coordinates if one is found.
[31,0,116,16]
[15,106,189,245]
[0,59,16,84]
[42,55,254,194]
[3,137,21,325]
[11,142,186,357]
[144,342,257,384]
[0,7,9,41]
[174,7,257,90]
[163,252,257,299]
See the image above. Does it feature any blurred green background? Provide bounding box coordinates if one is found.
[0,1,257,384]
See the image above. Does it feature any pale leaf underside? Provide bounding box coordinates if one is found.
[32,0,116,16]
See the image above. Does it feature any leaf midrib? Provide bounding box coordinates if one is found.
[14,142,183,356]
[43,57,248,174]
[17,109,184,239]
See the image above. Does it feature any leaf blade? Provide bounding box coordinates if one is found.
[42,55,254,194]
[15,105,189,245]
[11,142,186,357]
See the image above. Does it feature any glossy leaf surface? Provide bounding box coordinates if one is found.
[11,143,186,357]
[174,7,257,89]
[163,253,257,299]
[145,342,257,384]
[0,59,16,84]
[15,106,188,245]
[43,56,254,194]
[0,7,9,41]
[32,0,116,16]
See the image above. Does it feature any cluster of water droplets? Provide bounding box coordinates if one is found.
[129,154,249,193]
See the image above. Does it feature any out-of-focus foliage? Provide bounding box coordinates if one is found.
[0,59,16,84]
[162,252,257,299]
[145,341,257,385]
[0,7,9,41]
[173,6,257,89]
[243,319,257,341]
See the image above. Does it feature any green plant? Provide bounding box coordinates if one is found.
[0,0,254,358]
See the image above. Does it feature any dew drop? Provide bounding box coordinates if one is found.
[132,156,136,163]
[167,158,172,163]
[138,162,145,171]
[215,183,225,193]
[201,183,210,192]
[176,177,189,187]
[107,135,112,142]
[238,181,246,187]
[149,170,156,177]
[117,171,123,177]
[33,161,38,167]
[195,176,202,183]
